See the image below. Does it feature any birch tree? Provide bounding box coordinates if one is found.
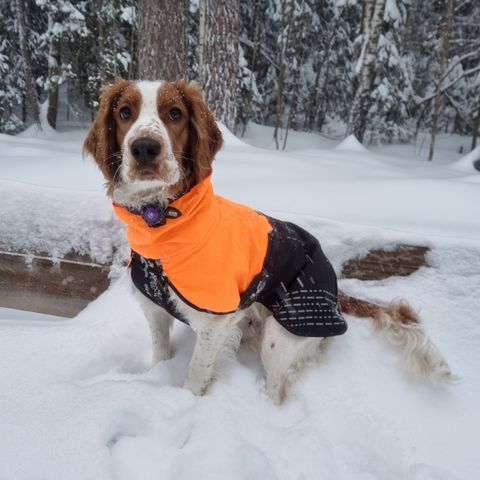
[347,0,387,143]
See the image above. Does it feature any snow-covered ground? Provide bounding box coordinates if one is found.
[0,125,479,479]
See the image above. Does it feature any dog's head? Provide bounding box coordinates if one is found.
[83,79,223,199]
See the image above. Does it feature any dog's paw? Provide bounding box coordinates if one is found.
[183,377,210,397]
[264,377,287,405]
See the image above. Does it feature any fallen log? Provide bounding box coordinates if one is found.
[0,244,430,318]
[0,250,110,318]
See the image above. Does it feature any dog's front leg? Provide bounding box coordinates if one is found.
[184,314,241,396]
[134,289,173,365]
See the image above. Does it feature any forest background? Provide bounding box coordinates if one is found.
[2,0,479,159]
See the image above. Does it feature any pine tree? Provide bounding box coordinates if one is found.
[365,0,415,144]
[304,1,358,133]
[236,0,266,134]
[80,0,135,113]
[36,0,89,129]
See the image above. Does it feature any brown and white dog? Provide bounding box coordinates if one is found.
[84,79,453,403]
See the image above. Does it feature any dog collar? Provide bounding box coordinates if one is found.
[114,203,182,228]
[140,205,181,227]
[113,177,194,228]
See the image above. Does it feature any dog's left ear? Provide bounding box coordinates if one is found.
[175,80,223,182]
[83,79,131,192]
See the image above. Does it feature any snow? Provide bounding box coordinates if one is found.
[449,145,480,173]
[1,124,480,479]
[384,0,402,25]
[334,133,369,152]
[0,130,127,266]
[0,306,65,322]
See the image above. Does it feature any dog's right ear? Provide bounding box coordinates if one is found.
[83,80,130,191]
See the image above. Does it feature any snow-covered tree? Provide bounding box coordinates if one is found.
[35,0,89,128]
[303,0,359,133]
[1,0,478,161]
[365,0,415,144]
[75,0,135,115]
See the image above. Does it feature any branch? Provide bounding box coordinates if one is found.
[440,47,480,83]
[454,0,471,13]
[240,36,279,69]
[417,64,480,105]
[444,90,468,124]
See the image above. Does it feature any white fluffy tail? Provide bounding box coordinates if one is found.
[340,293,454,383]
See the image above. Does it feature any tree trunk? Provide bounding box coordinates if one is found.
[428,0,454,161]
[112,0,118,78]
[472,105,480,150]
[47,84,59,129]
[198,0,207,72]
[137,0,188,81]
[273,0,295,149]
[96,0,107,81]
[198,0,240,131]
[240,0,263,137]
[46,14,60,129]
[283,1,307,150]
[15,0,40,126]
[347,0,386,143]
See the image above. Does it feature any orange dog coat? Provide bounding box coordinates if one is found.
[113,175,347,337]
[113,175,272,313]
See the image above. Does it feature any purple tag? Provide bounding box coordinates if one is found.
[141,205,166,227]
[140,205,181,228]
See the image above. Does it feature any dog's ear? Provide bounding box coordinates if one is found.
[83,80,130,191]
[175,80,223,183]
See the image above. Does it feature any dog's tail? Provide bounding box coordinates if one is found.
[338,292,454,383]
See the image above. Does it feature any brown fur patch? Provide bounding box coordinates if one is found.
[387,300,420,325]
[338,291,381,319]
[174,80,223,183]
[83,80,138,193]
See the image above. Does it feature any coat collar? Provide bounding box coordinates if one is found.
[112,175,217,261]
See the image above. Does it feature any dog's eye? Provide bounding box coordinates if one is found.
[169,108,182,122]
[119,107,132,120]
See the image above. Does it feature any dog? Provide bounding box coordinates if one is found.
[84,79,453,404]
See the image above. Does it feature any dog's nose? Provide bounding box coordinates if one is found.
[131,138,161,165]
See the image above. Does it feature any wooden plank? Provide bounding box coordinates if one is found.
[0,251,110,318]
[341,245,429,281]
[0,243,430,318]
